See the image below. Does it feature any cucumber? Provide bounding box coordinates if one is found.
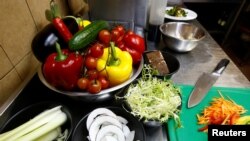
[69,20,109,51]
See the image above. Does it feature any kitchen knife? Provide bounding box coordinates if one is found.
[187,58,230,108]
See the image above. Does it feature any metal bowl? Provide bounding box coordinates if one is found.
[37,58,144,102]
[159,22,205,52]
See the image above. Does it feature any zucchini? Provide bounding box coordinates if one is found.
[69,20,109,50]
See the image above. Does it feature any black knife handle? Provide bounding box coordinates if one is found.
[213,58,230,75]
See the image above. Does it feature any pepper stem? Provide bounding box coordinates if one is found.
[108,42,120,66]
[50,0,60,18]
[55,42,67,61]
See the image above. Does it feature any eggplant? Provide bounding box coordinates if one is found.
[32,17,79,62]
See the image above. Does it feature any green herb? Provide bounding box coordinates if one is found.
[166,6,188,17]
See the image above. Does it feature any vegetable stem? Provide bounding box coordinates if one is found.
[107,42,120,66]
[55,42,67,61]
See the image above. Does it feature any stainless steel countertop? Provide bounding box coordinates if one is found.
[145,19,250,141]
[147,20,250,88]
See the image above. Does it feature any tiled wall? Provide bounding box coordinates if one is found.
[0,0,69,107]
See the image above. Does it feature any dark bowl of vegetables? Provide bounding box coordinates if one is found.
[0,101,73,141]
[117,65,182,127]
[143,50,180,79]
[72,107,146,141]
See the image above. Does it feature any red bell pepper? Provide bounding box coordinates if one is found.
[43,43,84,90]
[118,32,145,65]
[49,0,72,42]
[117,41,142,65]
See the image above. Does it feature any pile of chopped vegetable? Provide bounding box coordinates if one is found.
[197,91,247,132]
[166,6,187,17]
[122,64,182,126]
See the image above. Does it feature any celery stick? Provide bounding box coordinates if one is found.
[0,106,62,141]
[34,127,61,141]
[3,110,62,141]
[15,111,67,141]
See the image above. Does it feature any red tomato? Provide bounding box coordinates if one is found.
[89,43,104,58]
[87,79,102,94]
[114,25,125,36]
[86,69,99,80]
[116,42,126,51]
[98,29,111,45]
[123,34,145,53]
[111,29,122,44]
[125,30,134,36]
[123,30,134,40]
[98,76,110,89]
[77,77,89,90]
[85,56,97,70]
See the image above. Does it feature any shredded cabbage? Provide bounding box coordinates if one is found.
[123,64,182,125]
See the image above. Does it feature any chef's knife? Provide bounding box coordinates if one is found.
[187,58,230,108]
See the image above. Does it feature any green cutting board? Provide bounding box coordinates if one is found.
[167,85,250,141]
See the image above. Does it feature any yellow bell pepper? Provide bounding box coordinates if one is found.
[97,42,133,86]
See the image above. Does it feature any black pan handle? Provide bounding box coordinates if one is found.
[213,58,230,75]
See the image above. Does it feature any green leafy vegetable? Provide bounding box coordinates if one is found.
[166,6,187,17]
[121,64,182,127]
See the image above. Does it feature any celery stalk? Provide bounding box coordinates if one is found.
[0,106,64,141]
[34,127,61,141]
[15,112,67,141]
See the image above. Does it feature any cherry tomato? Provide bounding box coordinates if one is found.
[86,69,99,80]
[98,29,111,46]
[87,79,102,94]
[114,25,125,36]
[98,76,110,89]
[123,34,145,53]
[85,56,97,70]
[124,30,134,39]
[111,29,122,44]
[117,41,126,51]
[89,43,104,58]
[126,30,134,35]
[77,77,89,90]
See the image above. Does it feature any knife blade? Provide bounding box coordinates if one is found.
[187,58,230,108]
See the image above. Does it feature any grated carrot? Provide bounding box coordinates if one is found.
[197,91,247,131]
